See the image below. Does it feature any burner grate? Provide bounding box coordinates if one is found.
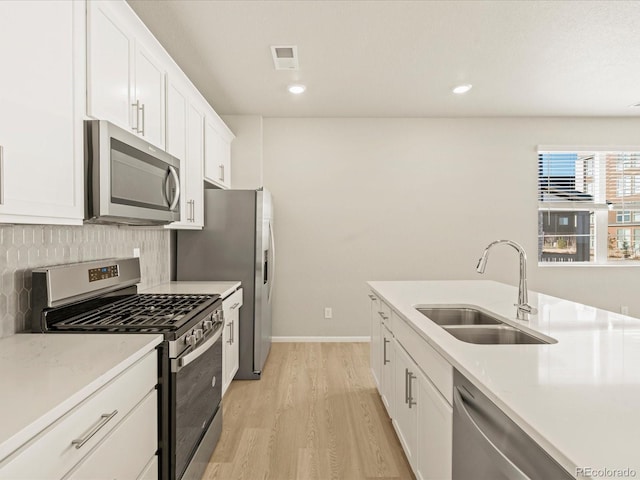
[53,294,215,331]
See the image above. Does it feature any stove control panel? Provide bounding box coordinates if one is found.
[88,264,119,282]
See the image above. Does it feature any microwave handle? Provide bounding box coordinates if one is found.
[165,166,181,211]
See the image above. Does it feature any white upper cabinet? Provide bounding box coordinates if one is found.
[0,0,84,225]
[87,0,166,149]
[133,43,165,147]
[204,113,234,189]
[165,74,205,229]
[86,0,132,130]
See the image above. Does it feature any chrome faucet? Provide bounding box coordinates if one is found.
[476,240,538,321]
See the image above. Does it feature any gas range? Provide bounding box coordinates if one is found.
[30,258,224,480]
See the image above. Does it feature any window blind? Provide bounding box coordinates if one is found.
[604,152,640,211]
[537,152,602,208]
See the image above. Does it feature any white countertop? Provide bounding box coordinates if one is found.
[368,280,640,479]
[142,281,241,299]
[0,333,162,461]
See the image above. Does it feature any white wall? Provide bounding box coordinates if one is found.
[222,115,263,189]
[262,117,640,337]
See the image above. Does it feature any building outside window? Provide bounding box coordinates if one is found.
[538,149,640,264]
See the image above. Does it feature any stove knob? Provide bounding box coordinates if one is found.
[185,334,196,347]
[203,320,213,331]
[194,328,204,341]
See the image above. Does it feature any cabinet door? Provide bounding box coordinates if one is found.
[65,391,157,480]
[380,323,395,418]
[0,0,83,224]
[369,292,381,389]
[134,43,165,148]
[416,374,452,480]
[185,102,204,226]
[165,77,189,228]
[222,289,242,396]
[393,343,418,470]
[86,0,133,132]
[204,118,232,189]
[166,83,204,230]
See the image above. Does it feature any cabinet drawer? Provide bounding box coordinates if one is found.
[65,390,157,480]
[223,288,243,313]
[378,300,393,331]
[393,312,452,404]
[0,351,157,479]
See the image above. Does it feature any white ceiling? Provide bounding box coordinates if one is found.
[127,0,640,118]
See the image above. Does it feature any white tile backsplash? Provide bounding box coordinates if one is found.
[0,224,170,338]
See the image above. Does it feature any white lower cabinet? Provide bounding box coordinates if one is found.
[65,390,157,480]
[368,290,453,480]
[222,288,243,396]
[380,322,395,417]
[369,293,381,389]
[416,374,452,480]
[393,343,418,469]
[0,351,158,480]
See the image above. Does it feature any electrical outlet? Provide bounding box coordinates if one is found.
[324,307,333,319]
[133,248,140,258]
[621,305,629,315]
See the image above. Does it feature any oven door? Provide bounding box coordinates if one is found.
[171,326,223,480]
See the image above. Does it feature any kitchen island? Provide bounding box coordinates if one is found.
[369,280,640,480]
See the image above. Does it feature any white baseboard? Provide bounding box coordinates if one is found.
[272,336,370,343]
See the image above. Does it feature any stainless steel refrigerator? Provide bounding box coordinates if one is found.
[175,188,273,380]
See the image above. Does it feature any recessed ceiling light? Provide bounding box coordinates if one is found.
[288,84,306,95]
[452,84,473,95]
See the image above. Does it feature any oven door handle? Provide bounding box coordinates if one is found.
[172,327,221,373]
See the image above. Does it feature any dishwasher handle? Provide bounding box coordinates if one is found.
[453,387,530,480]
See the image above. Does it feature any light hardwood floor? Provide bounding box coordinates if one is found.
[203,342,415,480]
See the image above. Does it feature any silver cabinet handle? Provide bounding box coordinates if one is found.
[231,302,240,310]
[231,320,234,344]
[383,337,390,365]
[405,368,409,404]
[378,311,388,320]
[71,410,118,449]
[368,294,377,301]
[219,164,224,181]
[0,145,4,205]
[227,321,233,344]
[453,388,529,479]
[140,103,145,136]
[131,100,140,132]
[408,371,417,408]
[190,200,195,222]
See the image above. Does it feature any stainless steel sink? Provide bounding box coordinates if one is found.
[415,306,555,345]
[443,325,549,345]
[416,307,502,326]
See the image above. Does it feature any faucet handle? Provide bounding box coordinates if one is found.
[515,303,538,315]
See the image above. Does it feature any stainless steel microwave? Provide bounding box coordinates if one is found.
[84,120,181,225]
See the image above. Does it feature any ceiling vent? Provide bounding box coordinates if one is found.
[271,45,299,70]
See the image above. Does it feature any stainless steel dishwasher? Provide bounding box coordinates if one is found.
[452,370,573,480]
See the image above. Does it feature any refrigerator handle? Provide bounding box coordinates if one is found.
[268,219,275,302]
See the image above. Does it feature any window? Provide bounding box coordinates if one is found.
[616,211,631,223]
[538,148,640,264]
